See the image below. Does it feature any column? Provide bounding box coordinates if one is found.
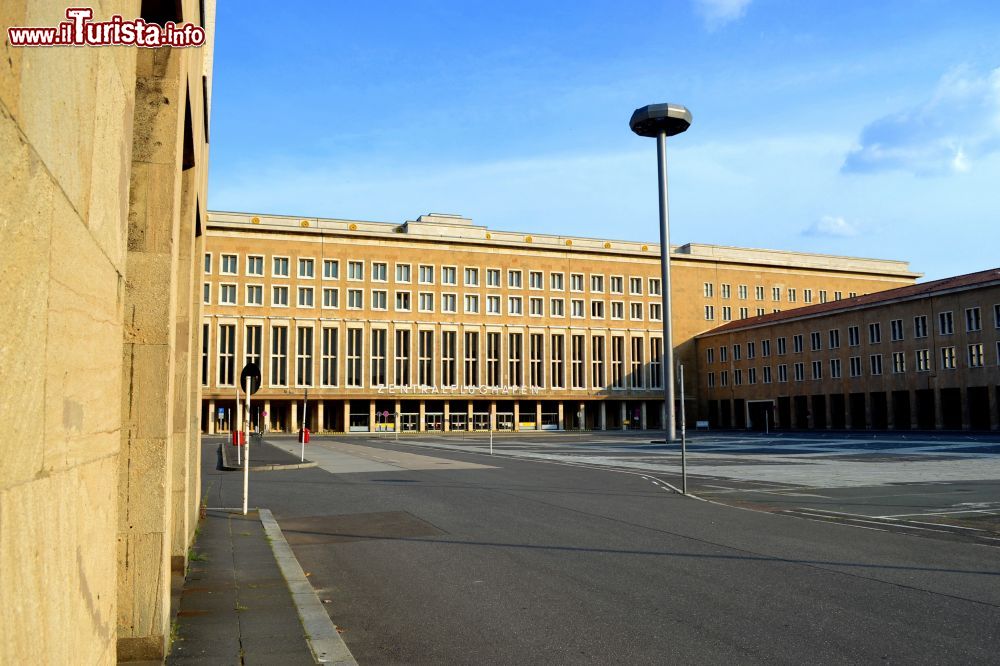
[989,387,999,431]
[207,399,216,434]
[394,398,401,433]
[825,396,833,430]
[806,399,814,430]
[290,401,298,433]
[535,402,542,431]
[343,400,350,434]
[489,400,497,431]
[467,401,474,431]
[886,392,895,430]
[661,402,667,431]
[620,402,627,431]
[419,399,426,432]
[909,391,919,430]
[961,389,971,431]
[513,401,520,432]
[600,402,607,430]
[317,401,325,433]
[264,400,271,432]
[640,403,648,430]
[557,402,564,430]
[579,402,586,431]
[368,400,376,433]
[933,388,943,430]
[444,401,451,432]
[863,392,872,430]
[844,395,852,430]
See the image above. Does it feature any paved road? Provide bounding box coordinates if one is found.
[209,434,1000,664]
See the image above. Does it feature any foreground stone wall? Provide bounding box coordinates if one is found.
[0,1,213,662]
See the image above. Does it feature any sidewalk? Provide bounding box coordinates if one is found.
[168,439,355,665]
[219,435,318,471]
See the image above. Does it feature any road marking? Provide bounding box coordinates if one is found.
[879,509,1000,518]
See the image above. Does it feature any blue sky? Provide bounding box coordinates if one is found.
[209,0,1000,280]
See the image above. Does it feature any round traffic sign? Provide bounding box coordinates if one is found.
[239,362,262,395]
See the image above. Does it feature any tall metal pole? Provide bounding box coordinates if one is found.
[657,131,677,442]
[242,376,250,515]
[679,363,687,495]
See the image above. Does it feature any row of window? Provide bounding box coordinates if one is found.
[706,307,1000,365]
[206,283,664,320]
[707,343,1000,388]
[204,253,662,295]
[206,324,666,391]
[703,283,859,304]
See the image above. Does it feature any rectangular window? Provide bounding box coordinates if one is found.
[442,331,457,387]
[755,285,765,300]
[246,284,263,306]
[395,329,411,386]
[811,360,822,380]
[772,286,781,301]
[372,262,387,282]
[346,328,362,387]
[733,344,742,361]
[721,371,729,387]
[322,287,339,309]
[551,298,565,317]
[794,363,804,382]
[273,257,289,278]
[829,329,840,349]
[787,288,796,302]
[890,319,904,341]
[819,290,827,304]
[464,331,479,386]
[763,366,772,384]
[347,260,363,280]
[591,301,605,319]
[830,358,842,379]
[940,346,956,369]
[371,329,387,386]
[734,369,743,386]
[218,324,236,386]
[551,334,565,389]
[869,354,882,376]
[321,327,338,387]
[529,333,544,388]
[721,306,731,322]
[835,291,842,301]
[508,269,522,289]
[270,325,288,386]
[776,337,786,355]
[347,288,363,309]
[706,348,715,365]
[629,277,642,295]
[629,302,643,320]
[418,330,434,386]
[508,296,523,315]
[396,263,411,283]
[419,265,434,284]
[591,275,604,293]
[850,356,862,377]
[610,276,624,294]
[442,266,457,285]
[778,364,787,383]
[848,325,860,347]
[721,284,731,299]
[649,278,661,296]
[916,349,930,372]
[221,254,237,275]
[739,307,748,320]
[747,341,756,359]
[530,297,544,316]
[322,259,339,279]
[869,322,881,344]
[704,305,715,321]
[464,294,480,314]
[442,293,457,313]
[204,253,212,274]
[611,302,625,320]
[572,334,586,389]
[969,342,983,368]
[571,274,585,291]
[611,336,625,389]
[529,271,543,290]
[272,285,288,307]
[465,267,479,287]
[966,307,982,332]
[572,299,585,318]
[201,323,209,386]
[298,258,314,279]
[372,290,387,310]
[551,273,565,291]
[245,324,262,368]
[914,315,928,338]
[486,268,501,287]
[810,332,821,351]
[591,335,605,388]
[295,326,313,386]
[297,286,314,308]
[203,282,210,305]
[892,351,905,374]
[703,282,714,298]
[247,255,263,276]
[395,291,411,312]
[995,304,1000,328]
[738,285,748,300]
[508,332,523,386]
[219,283,237,305]
[803,289,812,303]
[487,332,501,387]
[649,303,662,321]
[629,337,644,389]
[939,311,954,335]
[793,335,803,353]
[761,339,771,357]
[419,292,434,312]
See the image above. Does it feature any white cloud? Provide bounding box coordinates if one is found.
[802,215,859,238]
[693,0,752,29]
[843,66,1000,176]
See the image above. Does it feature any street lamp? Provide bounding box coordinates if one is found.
[630,103,691,442]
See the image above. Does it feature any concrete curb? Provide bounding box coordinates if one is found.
[218,442,318,472]
[259,508,357,666]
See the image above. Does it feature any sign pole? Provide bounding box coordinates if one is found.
[679,363,687,495]
[301,390,308,462]
[242,376,250,515]
[234,382,241,465]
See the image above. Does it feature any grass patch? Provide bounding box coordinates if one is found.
[188,548,208,562]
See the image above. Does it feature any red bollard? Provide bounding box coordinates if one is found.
[298,427,310,444]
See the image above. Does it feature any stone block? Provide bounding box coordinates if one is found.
[0,1,28,117]
[122,252,175,347]
[119,437,170,532]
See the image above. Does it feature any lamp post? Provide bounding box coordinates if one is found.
[629,103,691,442]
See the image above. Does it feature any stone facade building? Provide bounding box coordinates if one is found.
[1,1,214,662]
[696,269,1000,431]
[201,211,919,433]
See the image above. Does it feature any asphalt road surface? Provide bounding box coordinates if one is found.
[204,434,1000,664]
